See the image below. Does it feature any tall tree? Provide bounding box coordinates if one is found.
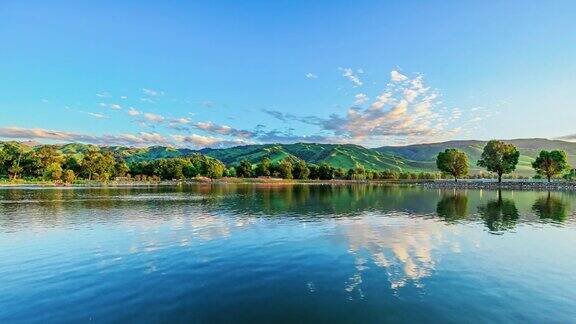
[292,160,310,180]
[277,159,293,179]
[255,157,271,177]
[477,140,520,183]
[531,150,570,182]
[236,160,253,178]
[436,149,469,182]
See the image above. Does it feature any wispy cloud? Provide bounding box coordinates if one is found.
[305,73,318,79]
[0,127,171,147]
[339,67,363,87]
[142,88,164,97]
[354,93,369,105]
[143,112,165,123]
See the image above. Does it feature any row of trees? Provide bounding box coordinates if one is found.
[2,140,574,183]
[436,140,574,182]
[0,143,228,182]
[233,157,444,181]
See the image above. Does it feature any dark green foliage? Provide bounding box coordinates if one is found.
[436,149,469,182]
[292,160,310,180]
[532,193,569,222]
[436,194,469,222]
[532,150,570,182]
[477,140,520,182]
[236,160,253,178]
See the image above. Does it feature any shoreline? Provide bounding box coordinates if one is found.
[1,178,576,191]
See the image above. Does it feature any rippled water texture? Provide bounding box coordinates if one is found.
[1,184,575,323]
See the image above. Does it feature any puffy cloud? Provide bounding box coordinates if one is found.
[339,67,363,87]
[143,112,165,123]
[110,104,122,110]
[305,73,318,79]
[354,93,369,105]
[391,70,408,82]
[127,108,141,116]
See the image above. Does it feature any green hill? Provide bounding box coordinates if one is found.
[376,138,576,176]
[200,143,421,171]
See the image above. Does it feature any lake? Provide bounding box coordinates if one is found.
[1,184,575,323]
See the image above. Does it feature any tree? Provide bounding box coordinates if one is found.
[531,150,569,182]
[63,169,76,184]
[292,160,310,180]
[236,160,253,178]
[277,159,293,179]
[44,162,63,181]
[564,169,576,181]
[114,159,130,178]
[317,163,335,180]
[477,140,520,183]
[436,149,469,182]
[255,157,271,177]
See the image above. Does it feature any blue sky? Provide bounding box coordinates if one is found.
[1,0,575,148]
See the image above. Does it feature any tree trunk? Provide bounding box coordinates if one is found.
[548,175,551,183]
[498,173,502,183]
[454,176,458,183]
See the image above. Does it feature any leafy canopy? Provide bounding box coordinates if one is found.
[477,140,520,181]
[436,148,469,180]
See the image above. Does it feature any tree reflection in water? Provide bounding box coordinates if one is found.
[477,190,519,233]
[532,192,569,222]
[436,193,469,223]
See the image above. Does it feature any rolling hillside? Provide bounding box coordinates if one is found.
[200,143,422,171]
[376,138,576,175]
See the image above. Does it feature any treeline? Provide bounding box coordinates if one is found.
[0,143,227,182]
[436,140,576,182]
[232,157,441,180]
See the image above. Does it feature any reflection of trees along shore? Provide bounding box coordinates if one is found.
[532,192,570,222]
[477,190,519,233]
[1,185,574,231]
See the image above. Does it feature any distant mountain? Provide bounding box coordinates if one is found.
[376,138,576,175]
[3,138,575,176]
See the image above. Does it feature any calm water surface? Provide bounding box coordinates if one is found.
[1,184,575,323]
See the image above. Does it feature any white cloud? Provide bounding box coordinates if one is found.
[339,67,363,87]
[0,127,171,147]
[127,108,141,116]
[86,112,108,119]
[110,104,122,110]
[143,112,165,123]
[354,93,369,105]
[142,88,164,97]
[305,73,318,79]
[391,70,408,82]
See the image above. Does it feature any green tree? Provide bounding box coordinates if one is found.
[531,150,569,182]
[277,159,293,179]
[44,162,63,181]
[436,149,469,182]
[255,157,271,177]
[477,140,520,183]
[205,159,225,179]
[317,163,335,180]
[236,159,253,178]
[63,169,76,184]
[292,160,310,180]
[114,158,131,178]
[564,169,576,181]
